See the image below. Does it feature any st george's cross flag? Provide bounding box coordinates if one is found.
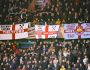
[64,23,90,39]
[35,24,60,39]
[0,23,28,40]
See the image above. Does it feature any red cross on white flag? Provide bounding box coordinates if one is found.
[35,25,60,39]
[64,23,90,39]
[0,23,28,40]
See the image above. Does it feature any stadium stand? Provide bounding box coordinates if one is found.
[0,0,90,70]
[0,0,89,25]
[0,39,90,70]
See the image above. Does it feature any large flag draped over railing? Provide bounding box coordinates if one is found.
[64,23,90,39]
[0,23,90,40]
[0,23,28,40]
[35,25,60,39]
[28,24,64,39]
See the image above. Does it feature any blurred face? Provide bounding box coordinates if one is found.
[67,61,69,64]
[19,65,21,68]
[69,11,71,14]
[65,48,67,51]
[25,56,27,59]
[80,64,82,67]
[72,40,74,42]
[35,60,37,64]
[29,57,32,60]
[74,64,76,67]
[52,52,54,55]
[23,65,26,69]
[77,60,79,63]
[62,65,64,68]
[85,56,87,58]
[78,40,80,42]
[40,42,42,45]
[44,60,45,62]
[10,65,12,68]
[48,64,50,68]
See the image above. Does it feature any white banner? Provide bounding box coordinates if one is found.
[0,23,28,40]
[64,23,90,39]
[81,23,90,38]
[35,0,48,8]
[35,25,60,39]
[28,27,35,39]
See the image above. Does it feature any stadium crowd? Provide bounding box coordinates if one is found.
[0,0,90,70]
[0,39,90,70]
[0,0,89,25]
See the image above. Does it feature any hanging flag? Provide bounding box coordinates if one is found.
[0,23,28,40]
[35,24,60,39]
[64,23,90,39]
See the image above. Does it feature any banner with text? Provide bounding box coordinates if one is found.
[64,23,90,39]
[0,23,28,40]
[35,25,60,39]
[28,24,64,39]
